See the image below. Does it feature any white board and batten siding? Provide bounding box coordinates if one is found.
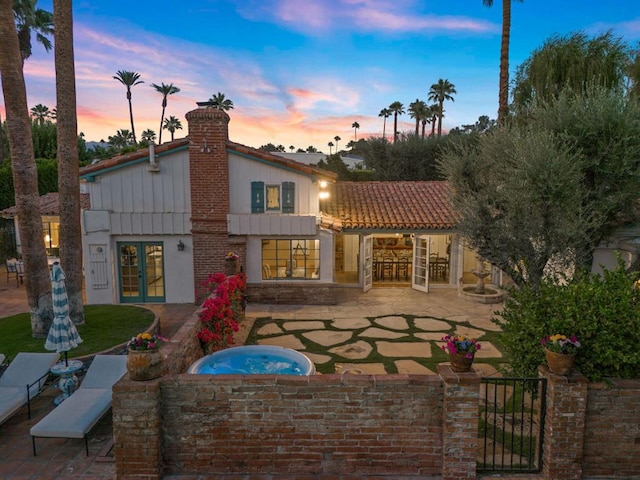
[85,151,191,235]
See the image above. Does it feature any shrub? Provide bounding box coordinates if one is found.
[494,259,640,381]
[197,272,246,353]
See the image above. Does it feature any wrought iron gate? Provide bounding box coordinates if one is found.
[478,377,547,473]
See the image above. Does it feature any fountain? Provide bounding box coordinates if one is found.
[459,256,505,304]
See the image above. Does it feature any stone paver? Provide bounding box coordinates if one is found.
[414,317,452,331]
[474,341,503,359]
[395,359,436,375]
[329,340,373,359]
[332,317,371,329]
[256,323,283,335]
[257,334,306,350]
[375,341,432,358]
[302,330,353,346]
[336,362,386,374]
[374,315,409,330]
[282,320,326,331]
[304,352,333,365]
[359,327,408,339]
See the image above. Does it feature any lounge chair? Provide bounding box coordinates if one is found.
[0,352,60,425]
[30,354,127,455]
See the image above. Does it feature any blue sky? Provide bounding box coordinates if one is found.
[12,0,640,151]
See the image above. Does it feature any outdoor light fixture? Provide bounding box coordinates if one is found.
[177,240,185,251]
[319,191,329,200]
[319,181,327,188]
[200,139,211,153]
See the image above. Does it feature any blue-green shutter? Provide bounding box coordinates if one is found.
[251,181,264,213]
[282,182,295,213]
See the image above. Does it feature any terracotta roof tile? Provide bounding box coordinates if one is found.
[0,192,91,217]
[320,181,456,231]
[78,138,337,182]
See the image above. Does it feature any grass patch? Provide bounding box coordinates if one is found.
[0,305,155,361]
[245,314,506,374]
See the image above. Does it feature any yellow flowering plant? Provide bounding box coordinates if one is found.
[128,332,167,351]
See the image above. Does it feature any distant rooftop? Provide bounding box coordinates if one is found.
[270,152,364,169]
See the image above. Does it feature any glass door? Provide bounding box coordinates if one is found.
[118,242,166,303]
[412,235,429,293]
[362,235,373,292]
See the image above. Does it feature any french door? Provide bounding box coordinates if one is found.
[412,235,430,293]
[117,242,166,303]
[362,235,373,292]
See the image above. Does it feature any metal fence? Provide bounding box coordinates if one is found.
[478,377,547,473]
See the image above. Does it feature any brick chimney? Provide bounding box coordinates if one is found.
[185,102,232,288]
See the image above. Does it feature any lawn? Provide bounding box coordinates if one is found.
[0,305,155,362]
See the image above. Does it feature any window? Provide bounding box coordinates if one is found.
[261,239,320,280]
[43,221,60,257]
[251,181,295,213]
[266,185,280,210]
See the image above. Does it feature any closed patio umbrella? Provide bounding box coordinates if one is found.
[45,263,82,366]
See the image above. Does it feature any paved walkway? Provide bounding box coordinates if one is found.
[0,278,504,479]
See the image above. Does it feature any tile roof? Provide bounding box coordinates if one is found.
[78,138,337,182]
[0,192,91,217]
[320,181,457,231]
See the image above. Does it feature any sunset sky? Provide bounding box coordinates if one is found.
[7,0,640,152]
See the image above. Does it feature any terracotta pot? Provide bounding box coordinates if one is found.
[224,258,239,276]
[127,348,163,381]
[544,348,576,375]
[449,352,475,372]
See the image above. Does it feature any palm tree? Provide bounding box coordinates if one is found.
[351,121,360,140]
[408,99,428,136]
[427,104,438,137]
[30,103,51,124]
[151,82,180,144]
[378,108,391,140]
[54,0,84,325]
[113,70,143,143]
[108,129,133,148]
[428,79,457,137]
[209,92,234,110]
[13,0,54,65]
[140,129,156,143]
[334,135,341,152]
[483,0,523,124]
[162,115,182,141]
[289,145,295,152]
[0,0,52,335]
[328,141,334,155]
[388,101,404,143]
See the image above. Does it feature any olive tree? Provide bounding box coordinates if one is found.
[439,126,587,288]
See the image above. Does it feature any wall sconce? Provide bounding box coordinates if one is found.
[177,240,185,251]
[200,139,211,153]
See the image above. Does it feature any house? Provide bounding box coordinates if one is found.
[0,192,90,258]
[77,101,501,306]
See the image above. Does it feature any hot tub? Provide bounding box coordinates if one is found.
[187,345,316,375]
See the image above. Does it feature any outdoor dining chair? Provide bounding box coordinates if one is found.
[5,259,18,285]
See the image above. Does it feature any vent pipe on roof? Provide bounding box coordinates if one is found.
[148,141,159,172]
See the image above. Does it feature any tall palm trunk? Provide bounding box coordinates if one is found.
[437,101,444,137]
[393,113,398,143]
[54,0,84,325]
[498,0,511,124]
[0,2,52,337]
[382,117,387,140]
[158,100,167,144]
[127,90,137,143]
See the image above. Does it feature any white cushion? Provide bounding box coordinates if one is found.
[0,352,60,397]
[0,387,28,424]
[30,389,112,438]
[79,355,127,389]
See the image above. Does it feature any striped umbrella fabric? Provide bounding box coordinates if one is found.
[45,263,82,365]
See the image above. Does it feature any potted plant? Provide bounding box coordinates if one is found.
[441,334,481,372]
[541,334,580,375]
[224,251,239,276]
[126,332,167,381]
